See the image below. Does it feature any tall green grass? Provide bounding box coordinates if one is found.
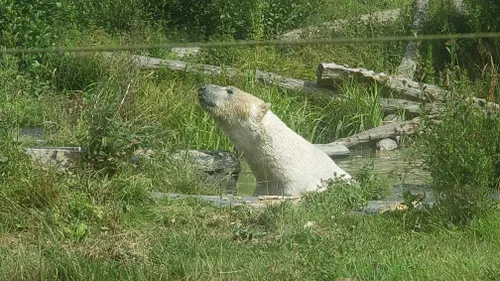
[1,172,500,280]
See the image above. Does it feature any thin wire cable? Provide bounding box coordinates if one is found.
[1,32,500,55]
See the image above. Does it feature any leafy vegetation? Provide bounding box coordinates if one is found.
[418,67,500,225]
[0,0,500,279]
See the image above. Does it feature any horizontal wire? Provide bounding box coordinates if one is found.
[1,32,500,55]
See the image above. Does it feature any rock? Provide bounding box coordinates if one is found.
[170,150,241,195]
[313,143,350,158]
[375,114,402,152]
[24,147,83,170]
[376,138,399,152]
[303,221,316,229]
[383,114,400,122]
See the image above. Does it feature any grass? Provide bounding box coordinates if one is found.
[2,185,500,280]
[1,0,500,279]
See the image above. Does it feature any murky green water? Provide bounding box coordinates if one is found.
[236,148,431,196]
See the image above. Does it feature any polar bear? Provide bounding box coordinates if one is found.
[198,84,352,196]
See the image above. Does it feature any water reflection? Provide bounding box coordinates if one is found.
[236,147,431,196]
[336,147,431,185]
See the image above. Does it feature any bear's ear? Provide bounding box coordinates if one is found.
[257,102,271,121]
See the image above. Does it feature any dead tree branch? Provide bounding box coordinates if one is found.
[317,62,443,102]
[396,0,429,79]
[329,119,422,149]
[278,9,402,41]
[102,52,334,97]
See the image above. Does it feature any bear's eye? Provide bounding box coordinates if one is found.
[227,88,234,95]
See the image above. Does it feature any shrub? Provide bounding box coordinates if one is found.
[75,55,146,175]
[143,0,326,41]
[419,0,500,90]
[418,80,500,225]
[0,0,66,49]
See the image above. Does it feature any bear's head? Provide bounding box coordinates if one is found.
[198,84,271,124]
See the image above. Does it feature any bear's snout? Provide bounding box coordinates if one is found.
[199,84,222,109]
[199,84,223,96]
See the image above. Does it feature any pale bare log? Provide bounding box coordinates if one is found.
[317,62,500,112]
[471,97,500,112]
[278,9,402,41]
[317,62,444,102]
[379,98,439,116]
[103,53,439,116]
[396,0,429,78]
[101,53,499,115]
[449,0,468,15]
[396,0,468,79]
[149,192,302,210]
[328,119,421,149]
[103,52,335,97]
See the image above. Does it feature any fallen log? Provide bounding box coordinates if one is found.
[278,9,402,41]
[317,62,500,112]
[396,0,429,79]
[379,98,438,116]
[150,192,302,210]
[471,97,500,112]
[100,53,498,116]
[24,145,242,195]
[101,52,436,116]
[377,0,429,152]
[317,62,443,102]
[450,0,468,15]
[328,119,421,149]
[102,52,334,97]
[149,184,452,215]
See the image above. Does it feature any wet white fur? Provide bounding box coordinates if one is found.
[200,85,352,196]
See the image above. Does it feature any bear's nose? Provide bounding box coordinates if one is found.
[199,85,207,97]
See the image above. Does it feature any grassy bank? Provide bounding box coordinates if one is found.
[1,0,500,279]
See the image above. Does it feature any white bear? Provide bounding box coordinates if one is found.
[198,84,352,196]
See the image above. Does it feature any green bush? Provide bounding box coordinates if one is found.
[0,0,66,49]
[143,0,326,41]
[466,0,500,32]
[419,0,500,89]
[418,82,500,224]
[62,0,147,34]
[75,56,146,175]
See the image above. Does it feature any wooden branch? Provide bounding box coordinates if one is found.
[396,0,429,78]
[328,119,421,149]
[104,53,446,116]
[278,9,401,41]
[379,98,439,116]
[317,63,500,112]
[396,0,468,79]
[100,53,498,116]
[472,97,500,112]
[102,52,334,97]
[317,62,444,102]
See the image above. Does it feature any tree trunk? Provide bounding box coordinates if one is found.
[327,119,421,149]
[103,52,336,97]
[278,9,402,41]
[396,0,429,79]
[317,62,443,102]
